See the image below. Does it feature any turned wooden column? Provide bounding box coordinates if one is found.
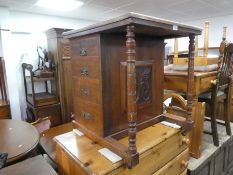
[203,21,209,57]
[126,25,138,167]
[187,34,195,124]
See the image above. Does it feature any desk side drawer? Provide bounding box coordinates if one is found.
[70,35,100,57]
[74,100,103,136]
[72,56,101,80]
[74,78,101,104]
[153,149,189,175]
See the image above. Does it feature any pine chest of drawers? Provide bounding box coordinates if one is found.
[55,123,189,175]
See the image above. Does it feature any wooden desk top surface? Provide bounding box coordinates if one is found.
[63,12,201,39]
[164,70,217,77]
[0,155,57,175]
[55,123,180,174]
[0,119,39,164]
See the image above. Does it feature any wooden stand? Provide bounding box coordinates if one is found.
[22,63,61,126]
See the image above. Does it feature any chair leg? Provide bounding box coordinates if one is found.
[210,94,219,146]
[224,92,232,135]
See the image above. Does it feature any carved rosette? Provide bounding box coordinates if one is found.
[126,25,137,157]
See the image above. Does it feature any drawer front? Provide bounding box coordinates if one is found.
[153,149,189,175]
[74,100,103,136]
[110,133,189,175]
[72,56,101,80]
[71,36,100,57]
[74,78,101,104]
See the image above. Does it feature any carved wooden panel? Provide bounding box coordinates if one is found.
[61,43,71,60]
[136,66,152,104]
[120,60,154,113]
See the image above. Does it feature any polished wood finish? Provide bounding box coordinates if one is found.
[26,102,61,127]
[164,70,217,158]
[152,149,189,175]
[0,119,39,165]
[40,122,73,162]
[55,123,189,175]
[126,25,138,165]
[0,155,57,175]
[46,28,73,123]
[22,63,61,126]
[64,13,201,168]
[199,43,233,146]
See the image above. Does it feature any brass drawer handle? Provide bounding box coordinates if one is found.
[181,160,188,168]
[80,67,88,76]
[81,112,92,120]
[181,138,190,146]
[80,48,87,56]
[81,88,89,96]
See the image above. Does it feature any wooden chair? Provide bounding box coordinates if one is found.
[31,116,51,134]
[199,43,233,146]
[163,93,188,118]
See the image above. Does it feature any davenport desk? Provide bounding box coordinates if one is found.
[0,119,39,165]
[58,12,202,174]
[164,70,217,158]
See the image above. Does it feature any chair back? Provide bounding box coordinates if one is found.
[217,43,233,89]
[31,116,51,134]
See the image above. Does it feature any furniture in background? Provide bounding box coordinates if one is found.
[199,43,233,146]
[22,63,61,126]
[0,155,57,175]
[40,122,73,162]
[172,21,219,71]
[0,119,39,165]
[164,70,217,158]
[46,28,73,124]
[31,116,51,134]
[0,57,10,119]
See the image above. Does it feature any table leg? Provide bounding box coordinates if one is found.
[189,98,205,159]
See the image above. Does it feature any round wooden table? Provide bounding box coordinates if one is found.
[0,119,39,165]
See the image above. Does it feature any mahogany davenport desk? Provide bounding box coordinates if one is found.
[60,12,201,173]
[164,70,217,158]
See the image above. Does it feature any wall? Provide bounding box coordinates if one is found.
[0,7,96,120]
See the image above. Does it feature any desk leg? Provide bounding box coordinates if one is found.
[189,98,205,159]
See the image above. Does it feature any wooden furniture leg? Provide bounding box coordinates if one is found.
[210,90,219,146]
[189,98,205,158]
[224,85,232,135]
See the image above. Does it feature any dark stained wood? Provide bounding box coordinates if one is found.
[126,25,139,167]
[0,155,57,175]
[22,63,61,126]
[199,43,233,146]
[26,102,61,127]
[186,34,195,132]
[0,119,39,165]
[66,13,201,168]
[63,13,201,39]
[46,28,73,123]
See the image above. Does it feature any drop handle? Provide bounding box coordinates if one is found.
[80,48,87,56]
[181,138,190,146]
[81,88,89,96]
[81,112,92,120]
[80,67,88,76]
[181,160,188,168]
